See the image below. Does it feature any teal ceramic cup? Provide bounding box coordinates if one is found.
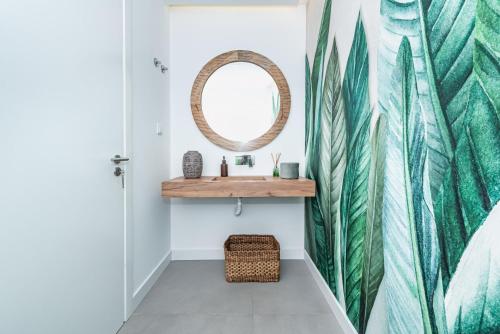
[280,162,299,179]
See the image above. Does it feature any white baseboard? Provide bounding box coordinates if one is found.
[172,248,304,260]
[304,250,357,334]
[130,251,172,312]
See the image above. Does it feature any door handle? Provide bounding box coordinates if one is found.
[111,155,130,164]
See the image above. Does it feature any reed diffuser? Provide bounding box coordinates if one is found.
[271,153,281,177]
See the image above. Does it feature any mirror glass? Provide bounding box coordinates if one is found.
[201,62,280,143]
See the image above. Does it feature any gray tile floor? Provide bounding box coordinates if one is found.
[119,260,340,334]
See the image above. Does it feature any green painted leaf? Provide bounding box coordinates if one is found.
[431,0,500,291]
[340,14,372,331]
[305,57,313,152]
[306,102,328,275]
[317,40,347,299]
[313,196,330,281]
[304,57,318,265]
[382,38,434,334]
[272,92,280,122]
[305,192,317,264]
[419,0,476,146]
[359,114,386,334]
[417,139,448,334]
[444,205,500,333]
[305,0,331,181]
[305,194,333,283]
[378,4,448,332]
[379,0,451,200]
[311,0,332,119]
[435,77,500,291]
[474,0,500,111]
[305,0,332,271]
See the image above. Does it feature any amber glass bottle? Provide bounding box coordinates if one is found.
[221,156,228,177]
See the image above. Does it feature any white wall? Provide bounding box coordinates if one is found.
[126,0,171,315]
[169,6,306,259]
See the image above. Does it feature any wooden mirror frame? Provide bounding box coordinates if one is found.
[191,50,291,151]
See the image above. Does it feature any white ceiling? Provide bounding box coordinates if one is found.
[166,0,304,6]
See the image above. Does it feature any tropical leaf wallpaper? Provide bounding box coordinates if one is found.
[305,0,500,333]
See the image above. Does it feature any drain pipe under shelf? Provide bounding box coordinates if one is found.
[232,155,254,217]
[234,197,243,216]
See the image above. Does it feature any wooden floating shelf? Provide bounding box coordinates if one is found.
[162,176,316,198]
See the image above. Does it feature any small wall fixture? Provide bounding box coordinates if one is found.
[161,65,168,74]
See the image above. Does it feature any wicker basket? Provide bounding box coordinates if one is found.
[224,235,280,283]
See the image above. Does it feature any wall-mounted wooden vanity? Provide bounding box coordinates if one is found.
[162,176,315,198]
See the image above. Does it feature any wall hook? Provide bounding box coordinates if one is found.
[153,58,162,67]
[161,65,168,74]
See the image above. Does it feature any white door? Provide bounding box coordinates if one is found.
[0,1,126,333]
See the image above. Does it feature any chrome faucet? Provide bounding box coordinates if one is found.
[235,155,255,167]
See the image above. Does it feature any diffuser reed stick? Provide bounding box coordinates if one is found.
[271,153,281,177]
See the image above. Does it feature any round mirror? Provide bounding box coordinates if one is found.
[191,50,291,151]
[202,62,280,143]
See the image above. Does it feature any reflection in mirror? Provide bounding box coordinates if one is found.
[201,62,280,143]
